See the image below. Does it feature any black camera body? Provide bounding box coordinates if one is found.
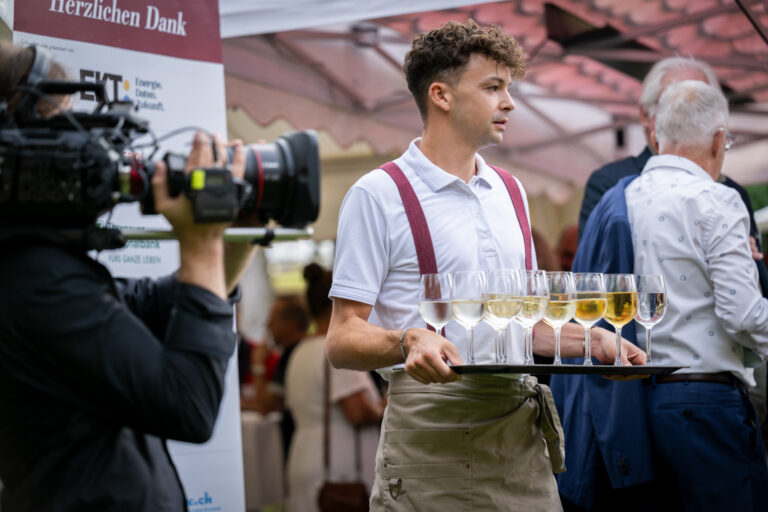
[0,82,150,227]
[0,71,320,233]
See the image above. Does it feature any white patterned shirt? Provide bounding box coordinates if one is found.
[625,154,768,386]
[330,138,536,369]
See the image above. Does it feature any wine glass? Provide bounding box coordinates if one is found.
[484,269,523,364]
[572,273,606,366]
[513,270,549,366]
[635,274,667,366]
[603,274,638,366]
[543,272,577,365]
[418,273,454,334]
[451,270,486,365]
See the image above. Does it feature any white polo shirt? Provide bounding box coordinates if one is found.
[330,138,536,367]
[625,154,768,386]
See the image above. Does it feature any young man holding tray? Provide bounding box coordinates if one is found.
[326,20,645,511]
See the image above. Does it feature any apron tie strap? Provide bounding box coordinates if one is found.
[532,379,566,473]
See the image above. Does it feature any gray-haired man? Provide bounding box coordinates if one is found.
[624,79,768,511]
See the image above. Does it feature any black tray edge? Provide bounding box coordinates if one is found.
[450,364,685,376]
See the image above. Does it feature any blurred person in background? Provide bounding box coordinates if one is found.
[623,79,768,511]
[285,263,384,512]
[557,225,578,272]
[532,227,561,271]
[577,57,719,239]
[247,295,309,461]
[555,56,768,511]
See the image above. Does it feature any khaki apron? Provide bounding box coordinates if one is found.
[370,372,565,512]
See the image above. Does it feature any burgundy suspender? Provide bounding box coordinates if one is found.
[379,162,439,276]
[488,165,533,271]
[379,162,439,333]
[380,160,533,339]
[380,161,533,272]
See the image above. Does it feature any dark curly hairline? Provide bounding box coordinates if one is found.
[404,20,527,118]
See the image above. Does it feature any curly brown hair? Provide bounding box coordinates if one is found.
[403,19,526,119]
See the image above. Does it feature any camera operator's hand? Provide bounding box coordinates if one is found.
[153,131,246,299]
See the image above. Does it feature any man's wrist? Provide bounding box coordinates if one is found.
[399,327,412,362]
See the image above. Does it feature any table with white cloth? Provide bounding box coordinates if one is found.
[241,411,284,512]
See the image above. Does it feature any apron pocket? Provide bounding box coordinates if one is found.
[381,462,470,512]
[382,428,470,465]
[380,429,471,511]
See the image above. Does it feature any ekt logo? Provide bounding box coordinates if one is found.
[79,69,129,103]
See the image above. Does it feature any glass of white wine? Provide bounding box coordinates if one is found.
[452,270,486,365]
[513,270,549,366]
[603,274,638,366]
[544,272,577,365]
[635,274,667,366]
[484,269,523,364]
[418,273,454,335]
[573,272,606,366]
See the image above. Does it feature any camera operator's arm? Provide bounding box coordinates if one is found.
[152,132,240,299]
[225,240,258,294]
[119,137,255,332]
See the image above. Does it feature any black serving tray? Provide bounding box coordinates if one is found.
[450,364,684,376]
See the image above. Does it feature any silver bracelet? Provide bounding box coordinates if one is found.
[399,327,412,362]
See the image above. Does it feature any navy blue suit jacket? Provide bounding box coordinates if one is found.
[578,147,652,241]
[550,176,656,509]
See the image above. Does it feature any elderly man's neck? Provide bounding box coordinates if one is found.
[659,143,721,180]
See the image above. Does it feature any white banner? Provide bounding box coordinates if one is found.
[11,1,245,511]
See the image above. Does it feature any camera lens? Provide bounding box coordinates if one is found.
[233,130,320,228]
[139,130,320,227]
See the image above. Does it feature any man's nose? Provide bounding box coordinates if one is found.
[502,90,515,111]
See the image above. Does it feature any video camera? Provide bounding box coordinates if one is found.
[0,51,320,234]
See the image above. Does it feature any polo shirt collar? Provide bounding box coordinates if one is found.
[642,154,713,182]
[403,138,495,192]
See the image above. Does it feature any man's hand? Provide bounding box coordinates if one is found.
[401,328,463,384]
[152,132,245,299]
[591,326,646,365]
[750,236,764,261]
[153,132,244,241]
[591,326,648,380]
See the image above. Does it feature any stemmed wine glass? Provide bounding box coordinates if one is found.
[484,269,523,364]
[513,270,549,366]
[603,274,638,366]
[543,272,577,365]
[635,274,667,366]
[418,273,454,335]
[451,270,486,365]
[572,273,606,366]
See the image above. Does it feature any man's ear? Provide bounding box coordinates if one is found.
[650,129,660,154]
[639,105,651,131]
[711,128,724,160]
[427,81,451,113]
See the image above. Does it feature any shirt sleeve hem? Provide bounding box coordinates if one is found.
[329,283,378,306]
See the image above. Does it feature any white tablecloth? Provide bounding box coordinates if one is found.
[241,411,284,511]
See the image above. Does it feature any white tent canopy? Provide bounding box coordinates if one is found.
[220,0,505,37]
[218,0,768,242]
